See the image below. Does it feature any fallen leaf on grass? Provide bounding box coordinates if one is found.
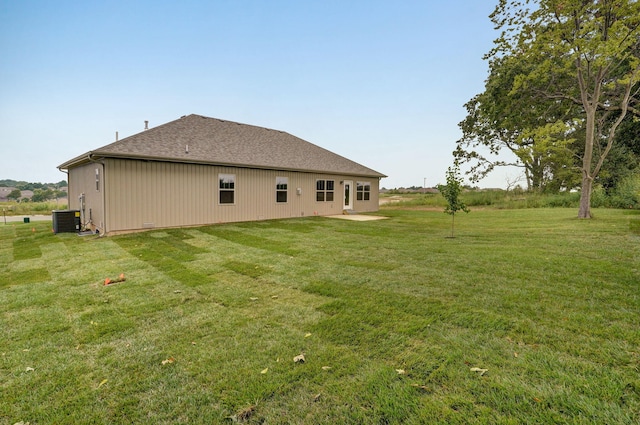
[260,368,269,374]
[25,367,34,372]
[395,369,406,375]
[304,333,312,338]
[470,367,488,376]
[514,352,519,358]
[161,357,175,365]
[293,354,305,363]
[249,297,259,301]
[321,366,332,371]
[98,379,108,388]
[313,393,321,402]
[271,295,278,299]
[533,397,542,403]
[411,384,430,391]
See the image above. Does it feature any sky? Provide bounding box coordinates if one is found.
[0,0,520,189]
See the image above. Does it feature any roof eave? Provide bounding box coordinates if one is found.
[60,151,386,178]
[57,152,95,170]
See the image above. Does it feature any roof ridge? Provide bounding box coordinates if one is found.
[189,114,288,134]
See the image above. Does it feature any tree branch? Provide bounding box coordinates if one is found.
[536,90,583,105]
[592,66,638,177]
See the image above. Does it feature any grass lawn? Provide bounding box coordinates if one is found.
[1,208,639,424]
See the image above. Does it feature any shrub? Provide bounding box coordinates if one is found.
[546,192,580,208]
[609,174,640,209]
[590,185,609,208]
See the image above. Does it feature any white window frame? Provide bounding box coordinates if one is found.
[276,176,288,203]
[357,181,371,201]
[219,173,235,204]
[316,179,335,202]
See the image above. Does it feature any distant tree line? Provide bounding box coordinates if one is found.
[1,179,68,203]
[0,179,67,190]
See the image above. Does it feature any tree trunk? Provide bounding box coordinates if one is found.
[578,105,596,219]
[450,214,455,238]
[578,176,592,218]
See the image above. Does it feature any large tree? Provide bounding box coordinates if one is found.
[475,0,640,217]
[455,53,581,192]
[7,189,22,201]
[31,188,54,203]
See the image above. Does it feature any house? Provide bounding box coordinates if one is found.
[58,114,386,235]
[0,187,34,202]
[0,187,16,201]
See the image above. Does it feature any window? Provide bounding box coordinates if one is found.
[276,177,288,203]
[316,179,334,202]
[95,168,100,191]
[357,181,371,201]
[219,174,235,204]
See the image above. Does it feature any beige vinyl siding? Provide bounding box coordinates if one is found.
[105,159,214,232]
[96,158,379,234]
[67,162,105,232]
[354,180,379,211]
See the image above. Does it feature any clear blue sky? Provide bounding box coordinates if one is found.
[0,0,517,189]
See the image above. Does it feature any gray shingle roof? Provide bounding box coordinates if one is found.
[59,114,386,178]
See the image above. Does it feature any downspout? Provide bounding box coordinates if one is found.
[57,167,68,181]
[57,167,69,211]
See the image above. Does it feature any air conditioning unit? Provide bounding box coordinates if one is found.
[52,210,81,234]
